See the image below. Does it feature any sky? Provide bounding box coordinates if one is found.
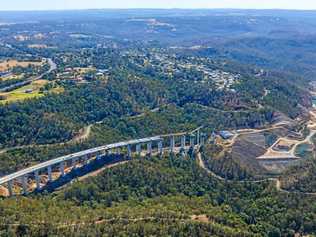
[1,0,316,11]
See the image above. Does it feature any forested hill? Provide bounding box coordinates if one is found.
[1,154,316,236]
[0,50,309,148]
[1,9,316,237]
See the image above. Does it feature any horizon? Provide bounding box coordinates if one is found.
[1,0,316,11]
[1,7,316,12]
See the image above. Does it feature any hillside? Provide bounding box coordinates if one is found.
[1,9,316,237]
[280,158,316,193]
[201,144,266,180]
[1,154,316,236]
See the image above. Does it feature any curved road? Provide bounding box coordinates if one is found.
[0,58,56,93]
[196,151,316,196]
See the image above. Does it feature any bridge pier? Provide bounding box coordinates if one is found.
[60,162,65,177]
[21,175,28,195]
[190,134,195,148]
[181,135,186,150]
[170,136,175,153]
[8,180,13,197]
[181,135,186,157]
[35,170,40,190]
[127,145,132,158]
[114,148,119,155]
[136,144,141,155]
[200,133,206,145]
[158,140,163,155]
[147,142,152,155]
[72,158,78,168]
[47,166,52,182]
[0,132,203,198]
[83,155,89,165]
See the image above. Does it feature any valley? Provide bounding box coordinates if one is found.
[1,8,316,237]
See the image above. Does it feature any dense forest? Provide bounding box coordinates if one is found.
[1,9,316,237]
[280,157,316,193]
[1,154,316,236]
[0,51,304,148]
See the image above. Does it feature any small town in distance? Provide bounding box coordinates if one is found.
[1,3,316,236]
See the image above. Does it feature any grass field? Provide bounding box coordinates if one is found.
[0,73,24,81]
[0,59,43,72]
[73,67,96,73]
[0,80,64,104]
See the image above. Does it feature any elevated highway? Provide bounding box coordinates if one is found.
[0,128,205,197]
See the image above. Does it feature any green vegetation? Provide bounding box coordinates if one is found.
[280,134,316,193]
[1,155,316,236]
[294,143,313,159]
[264,132,278,148]
[280,158,316,193]
[201,144,261,180]
[0,80,62,104]
[1,9,316,236]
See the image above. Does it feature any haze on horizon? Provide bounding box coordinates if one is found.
[1,0,316,11]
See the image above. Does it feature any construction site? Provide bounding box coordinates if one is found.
[215,108,316,174]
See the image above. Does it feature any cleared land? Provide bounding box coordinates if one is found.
[0,74,24,81]
[0,60,43,71]
[0,80,63,104]
[28,44,48,49]
[222,107,316,174]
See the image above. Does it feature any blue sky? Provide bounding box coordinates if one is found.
[1,0,316,11]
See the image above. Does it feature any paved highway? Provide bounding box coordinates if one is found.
[0,136,162,185]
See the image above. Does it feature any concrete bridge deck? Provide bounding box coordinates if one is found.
[0,136,162,185]
[0,128,205,196]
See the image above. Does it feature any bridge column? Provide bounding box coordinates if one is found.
[116,147,121,155]
[21,175,28,195]
[35,170,40,190]
[147,142,152,155]
[7,180,13,197]
[190,134,195,148]
[136,144,141,155]
[72,158,77,168]
[96,151,103,160]
[83,155,89,165]
[107,149,112,155]
[181,135,186,157]
[47,166,52,182]
[158,140,163,155]
[197,130,200,145]
[60,162,65,177]
[181,135,186,150]
[127,145,132,158]
[200,133,206,145]
[170,136,175,153]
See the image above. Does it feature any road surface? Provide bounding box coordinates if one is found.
[0,136,162,185]
[0,58,56,93]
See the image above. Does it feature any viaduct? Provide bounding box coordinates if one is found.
[0,127,205,197]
